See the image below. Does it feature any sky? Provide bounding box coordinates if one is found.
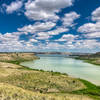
[0,0,100,53]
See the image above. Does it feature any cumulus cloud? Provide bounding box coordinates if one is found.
[36,34,50,40]
[25,0,74,21]
[39,42,66,50]
[62,12,80,27]
[74,39,100,49]
[78,6,100,38]
[0,32,39,52]
[0,32,23,51]
[78,21,100,38]
[38,38,100,51]
[18,21,56,33]
[92,7,100,21]
[29,39,38,42]
[37,27,69,36]
[18,22,69,40]
[47,27,69,35]
[5,0,23,14]
[0,31,100,52]
[78,22,100,33]
[55,34,78,42]
[35,27,69,40]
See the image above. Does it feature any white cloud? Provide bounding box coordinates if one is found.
[0,32,100,52]
[39,39,100,51]
[0,32,23,51]
[35,27,69,40]
[42,42,66,50]
[37,32,51,40]
[62,12,80,27]
[92,7,100,21]
[18,21,56,33]
[18,22,69,40]
[78,22,100,38]
[78,6,100,39]
[47,27,69,35]
[29,39,38,42]
[25,0,74,21]
[74,39,100,49]
[55,34,78,41]
[37,27,69,37]
[0,32,39,52]
[78,22,100,33]
[85,32,100,38]
[5,0,23,14]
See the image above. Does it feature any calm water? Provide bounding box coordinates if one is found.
[20,54,100,85]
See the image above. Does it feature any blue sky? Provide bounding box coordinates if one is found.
[0,0,100,52]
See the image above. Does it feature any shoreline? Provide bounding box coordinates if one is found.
[75,57,100,66]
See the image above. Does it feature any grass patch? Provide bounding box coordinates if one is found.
[0,83,93,100]
[73,79,100,100]
[0,70,85,94]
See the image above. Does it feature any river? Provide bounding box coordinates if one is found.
[20,54,100,85]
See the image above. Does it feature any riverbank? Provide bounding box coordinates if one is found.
[75,57,100,66]
[70,52,100,66]
[75,53,100,66]
[0,52,39,64]
[0,53,99,100]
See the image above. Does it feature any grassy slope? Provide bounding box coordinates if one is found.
[0,69,85,93]
[0,53,39,64]
[0,61,93,100]
[0,83,93,100]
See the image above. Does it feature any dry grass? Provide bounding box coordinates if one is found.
[0,62,21,69]
[0,61,94,100]
[0,62,85,93]
[0,83,93,100]
[0,62,23,77]
[0,71,85,93]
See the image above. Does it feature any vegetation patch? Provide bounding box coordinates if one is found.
[0,83,93,100]
[0,69,85,93]
[73,79,100,100]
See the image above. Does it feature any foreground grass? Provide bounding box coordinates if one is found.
[73,79,100,100]
[0,68,85,93]
[0,83,93,100]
